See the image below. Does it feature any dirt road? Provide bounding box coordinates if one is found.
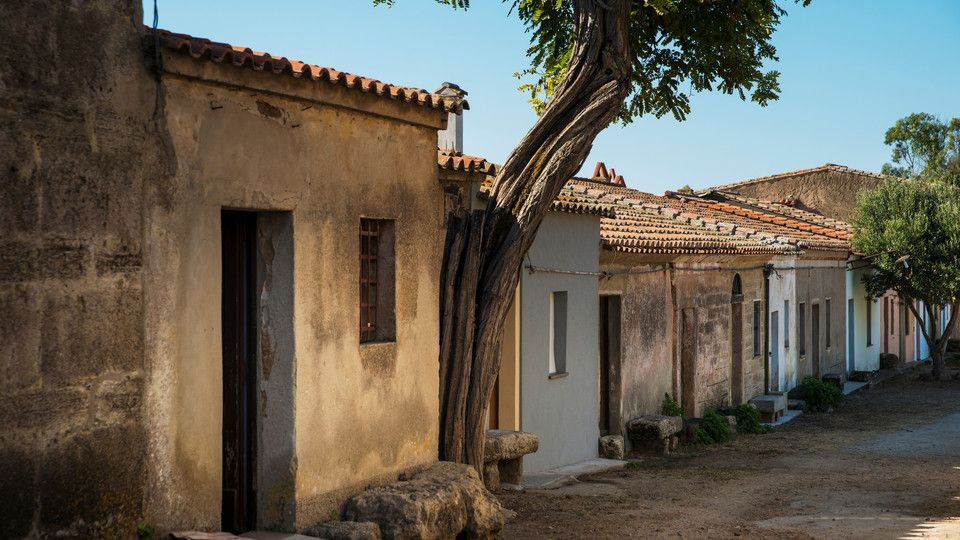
[500,375,960,539]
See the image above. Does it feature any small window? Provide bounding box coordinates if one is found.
[753,300,762,356]
[549,291,568,377]
[799,302,806,355]
[826,298,832,348]
[784,300,790,349]
[731,274,743,302]
[866,297,873,346]
[359,218,396,343]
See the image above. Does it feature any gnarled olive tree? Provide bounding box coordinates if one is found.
[378,0,805,470]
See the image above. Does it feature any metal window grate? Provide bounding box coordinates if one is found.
[360,219,379,343]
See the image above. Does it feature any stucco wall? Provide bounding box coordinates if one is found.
[767,261,797,392]
[146,61,445,530]
[847,264,882,371]
[599,253,767,423]
[599,264,674,426]
[0,2,167,537]
[794,259,848,378]
[520,213,601,473]
[721,169,882,222]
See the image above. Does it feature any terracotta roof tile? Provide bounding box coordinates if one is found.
[150,29,464,114]
[566,179,798,255]
[437,150,497,175]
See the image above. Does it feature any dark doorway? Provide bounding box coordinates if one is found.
[680,308,697,417]
[730,276,744,404]
[811,303,821,378]
[599,295,622,435]
[221,211,258,533]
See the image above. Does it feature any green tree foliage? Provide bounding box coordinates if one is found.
[881,113,960,183]
[377,0,806,122]
[852,179,960,378]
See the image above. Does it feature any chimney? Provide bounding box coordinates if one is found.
[435,82,468,153]
[592,162,609,180]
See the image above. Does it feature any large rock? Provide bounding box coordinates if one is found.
[341,462,503,540]
[880,353,900,370]
[305,521,382,540]
[599,435,624,460]
[484,430,539,462]
[627,415,683,441]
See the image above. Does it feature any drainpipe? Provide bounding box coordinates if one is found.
[763,264,773,395]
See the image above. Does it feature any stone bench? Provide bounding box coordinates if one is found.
[483,429,538,490]
[749,393,787,423]
[626,415,683,455]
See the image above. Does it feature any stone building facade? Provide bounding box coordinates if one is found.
[703,164,886,222]
[1,4,461,536]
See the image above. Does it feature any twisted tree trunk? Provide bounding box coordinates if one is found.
[908,301,960,380]
[438,0,632,470]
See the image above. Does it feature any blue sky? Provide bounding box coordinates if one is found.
[145,0,960,193]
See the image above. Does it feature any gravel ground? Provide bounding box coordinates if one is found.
[500,373,960,539]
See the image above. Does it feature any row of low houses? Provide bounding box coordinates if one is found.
[2,11,948,538]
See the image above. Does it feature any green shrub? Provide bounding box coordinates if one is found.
[798,376,844,413]
[137,523,154,540]
[730,404,764,434]
[694,410,733,444]
[662,393,684,418]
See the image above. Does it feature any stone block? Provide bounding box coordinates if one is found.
[0,386,87,431]
[40,284,143,385]
[822,373,845,391]
[0,130,40,235]
[306,521,382,540]
[0,241,37,282]
[0,443,38,539]
[36,240,87,279]
[627,415,683,441]
[484,429,539,462]
[93,374,143,426]
[0,285,41,392]
[342,461,503,540]
[599,434,624,460]
[95,248,141,276]
[39,424,145,538]
[880,353,900,370]
[628,415,683,455]
[749,394,787,422]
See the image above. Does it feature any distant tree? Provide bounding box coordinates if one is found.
[852,178,960,379]
[377,0,808,470]
[881,112,960,182]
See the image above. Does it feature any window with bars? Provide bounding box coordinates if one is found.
[359,218,396,344]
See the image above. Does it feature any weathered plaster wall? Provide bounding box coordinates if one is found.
[767,262,797,392]
[0,2,168,537]
[146,63,445,530]
[599,253,767,423]
[598,262,674,427]
[794,259,848,378]
[847,263,881,371]
[672,262,766,416]
[520,213,601,473]
[722,170,882,222]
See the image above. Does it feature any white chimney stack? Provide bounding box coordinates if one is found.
[435,82,468,153]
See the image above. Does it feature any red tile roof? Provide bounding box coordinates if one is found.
[438,150,497,175]
[701,190,853,237]
[567,179,798,255]
[701,164,888,193]
[151,29,464,114]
